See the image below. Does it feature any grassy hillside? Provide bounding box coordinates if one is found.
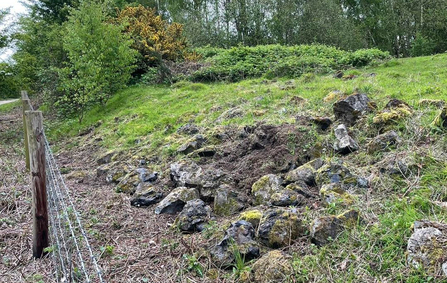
[48,54,446,153]
[39,53,447,282]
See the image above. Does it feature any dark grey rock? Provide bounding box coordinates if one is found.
[170,162,226,199]
[210,220,260,267]
[135,168,158,183]
[367,131,400,154]
[177,123,200,135]
[130,184,164,207]
[176,199,212,232]
[285,158,325,186]
[333,93,371,126]
[154,187,199,215]
[177,135,206,154]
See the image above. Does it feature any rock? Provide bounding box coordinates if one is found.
[135,168,158,183]
[310,210,361,246]
[270,189,305,206]
[214,185,245,216]
[407,221,447,276]
[130,184,164,207]
[170,162,226,199]
[210,220,260,267]
[373,99,412,124]
[177,123,200,135]
[310,216,343,246]
[177,135,206,154]
[96,162,128,184]
[367,131,400,154]
[216,107,244,123]
[252,250,293,283]
[251,174,284,205]
[175,199,212,232]
[311,117,333,131]
[333,93,371,126]
[154,187,199,215]
[419,99,445,108]
[334,124,359,155]
[239,209,263,229]
[285,158,325,186]
[316,161,366,190]
[432,107,447,128]
[258,208,306,248]
[320,183,355,206]
[116,172,140,194]
[377,153,416,176]
[195,146,217,157]
[97,151,117,165]
[333,71,344,79]
[324,90,343,103]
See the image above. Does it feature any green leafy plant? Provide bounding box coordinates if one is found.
[183,254,204,277]
[57,0,136,122]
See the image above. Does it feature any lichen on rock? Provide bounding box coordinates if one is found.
[257,208,306,248]
[251,250,293,283]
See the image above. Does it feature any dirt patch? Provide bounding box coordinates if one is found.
[201,123,319,193]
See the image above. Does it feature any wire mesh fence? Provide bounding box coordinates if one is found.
[24,97,105,282]
[44,134,105,283]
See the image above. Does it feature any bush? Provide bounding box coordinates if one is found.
[411,33,435,57]
[0,63,19,99]
[189,45,390,82]
[57,1,136,122]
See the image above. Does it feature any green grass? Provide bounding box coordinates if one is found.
[46,54,447,152]
[42,53,447,282]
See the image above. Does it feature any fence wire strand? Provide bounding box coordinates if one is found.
[25,99,104,282]
[43,132,105,283]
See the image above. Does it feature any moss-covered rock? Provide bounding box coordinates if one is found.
[214,185,245,216]
[407,221,447,277]
[367,130,400,154]
[116,172,140,194]
[239,209,263,229]
[320,183,355,206]
[432,107,447,128]
[310,209,361,246]
[258,208,306,248]
[251,250,293,283]
[373,99,412,124]
[285,158,324,186]
[252,174,284,205]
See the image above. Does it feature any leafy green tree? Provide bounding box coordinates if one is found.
[58,0,136,122]
[0,8,10,49]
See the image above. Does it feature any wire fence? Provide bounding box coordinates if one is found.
[26,100,105,282]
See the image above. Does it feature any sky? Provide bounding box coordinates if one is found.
[0,0,29,61]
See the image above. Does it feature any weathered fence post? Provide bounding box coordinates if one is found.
[21,91,31,171]
[25,110,49,258]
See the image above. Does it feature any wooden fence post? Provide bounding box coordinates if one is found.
[25,110,49,258]
[21,91,31,171]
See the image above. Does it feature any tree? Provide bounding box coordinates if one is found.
[58,0,136,122]
[0,8,11,49]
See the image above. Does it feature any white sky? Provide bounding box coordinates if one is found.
[0,0,29,61]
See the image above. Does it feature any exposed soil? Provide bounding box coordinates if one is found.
[204,124,318,193]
